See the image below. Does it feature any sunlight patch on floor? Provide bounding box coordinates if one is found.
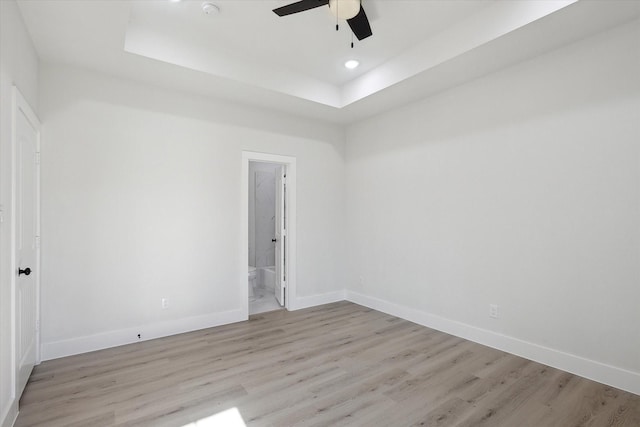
[181,407,247,427]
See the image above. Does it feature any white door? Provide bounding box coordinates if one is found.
[13,87,40,397]
[274,166,286,306]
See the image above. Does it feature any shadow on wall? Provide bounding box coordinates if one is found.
[39,63,344,151]
[347,21,640,160]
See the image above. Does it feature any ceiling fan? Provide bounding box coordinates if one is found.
[273,0,373,41]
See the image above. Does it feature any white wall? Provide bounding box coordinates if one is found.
[7,2,637,410]
[0,1,39,426]
[345,21,640,394]
[39,64,346,360]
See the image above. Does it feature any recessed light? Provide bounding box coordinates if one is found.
[344,60,359,69]
[169,0,182,3]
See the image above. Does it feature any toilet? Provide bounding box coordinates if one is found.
[248,266,257,298]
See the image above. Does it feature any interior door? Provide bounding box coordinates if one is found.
[274,166,286,306]
[14,88,40,397]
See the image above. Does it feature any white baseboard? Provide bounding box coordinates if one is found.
[41,290,348,361]
[38,290,640,396]
[293,290,346,311]
[0,398,17,427]
[345,290,640,396]
[41,309,244,361]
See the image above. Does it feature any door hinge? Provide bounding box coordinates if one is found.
[35,152,41,165]
[35,235,41,249]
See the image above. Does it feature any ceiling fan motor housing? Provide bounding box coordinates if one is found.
[272,0,371,41]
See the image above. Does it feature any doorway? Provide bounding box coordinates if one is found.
[241,152,296,318]
[11,86,41,400]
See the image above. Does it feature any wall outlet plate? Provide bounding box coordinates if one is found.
[489,304,499,319]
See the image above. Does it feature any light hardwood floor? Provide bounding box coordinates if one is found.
[16,302,640,426]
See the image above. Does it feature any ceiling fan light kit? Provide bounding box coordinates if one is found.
[273,0,372,41]
[329,0,360,20]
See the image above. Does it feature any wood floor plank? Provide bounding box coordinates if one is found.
[15,302,640,426]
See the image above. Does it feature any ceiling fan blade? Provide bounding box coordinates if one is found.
[273,0,329,17]
[347,6,372,40]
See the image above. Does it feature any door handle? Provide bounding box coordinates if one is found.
[18,267,31,276]
[272,239,277,242]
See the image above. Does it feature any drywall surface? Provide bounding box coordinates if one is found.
[39,64,346,359]
[346,21,640,392]
[0,1,39,425]
[0,0,38,426]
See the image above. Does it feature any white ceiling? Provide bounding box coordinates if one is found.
[16,0,640,124]
[126,0,491,87]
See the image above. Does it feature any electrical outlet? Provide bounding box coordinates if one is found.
[137,333,141,340]
[489,304,499,319]
[161,298,169,309]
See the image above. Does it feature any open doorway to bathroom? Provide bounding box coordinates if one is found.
[249,161,284,314]
[242,152,296,317]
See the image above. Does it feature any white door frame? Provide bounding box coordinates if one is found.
[10,86,42,400]
[241,151,296,318]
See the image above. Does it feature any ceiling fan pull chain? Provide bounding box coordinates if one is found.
[272,0,372,41]
[351,31,354,48]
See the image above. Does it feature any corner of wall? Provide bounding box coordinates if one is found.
[345,290,640,396]
[0,399,17,427]
[1,1,40,425]
[293,290,346,311]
